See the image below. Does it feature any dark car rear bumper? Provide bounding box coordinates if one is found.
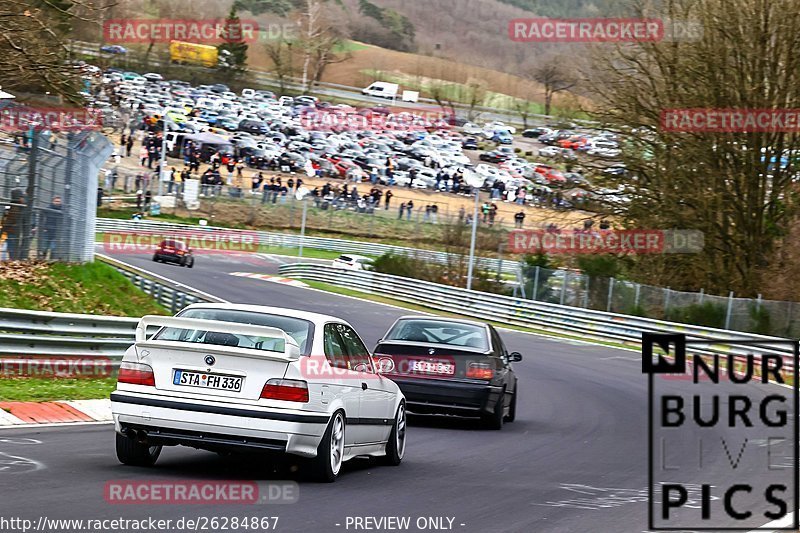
[388,376,503,416]
[154,253,184,263]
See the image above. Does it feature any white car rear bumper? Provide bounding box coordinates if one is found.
[111,391,330,458]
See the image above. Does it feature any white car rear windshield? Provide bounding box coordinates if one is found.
[384,319,489,351]
[154,309,313,355]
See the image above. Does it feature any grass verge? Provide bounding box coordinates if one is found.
[0,377,117,402]
[0,261,168,316]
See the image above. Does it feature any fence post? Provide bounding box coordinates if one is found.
[725,291,734,330]
[756,294,762,313]
[634,283,641,309]
[664,287,671,318]
[607,277,615,312]
[698,288,704,304]
[560,271,568,306]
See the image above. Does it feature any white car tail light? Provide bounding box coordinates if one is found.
[260,379,309,402]
[118,361,155,386]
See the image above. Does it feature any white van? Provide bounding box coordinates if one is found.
[241,88,255,99]
[362,82,399,99]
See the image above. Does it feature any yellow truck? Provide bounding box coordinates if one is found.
[169,41,218,68]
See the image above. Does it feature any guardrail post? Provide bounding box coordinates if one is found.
[634,283,641,309]
[664,288,671,318]
[560,271,568,305]
[756,294,762,313]
[583,277,590,308]
[138,276,146,293]
[725,291,734,330]
[532,267,540,301]
[699,288,704,304]
[155,285,162,305]
[607,278,615,312]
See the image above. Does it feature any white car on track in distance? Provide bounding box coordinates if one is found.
[332,254,374,271]
[111,304,407,482]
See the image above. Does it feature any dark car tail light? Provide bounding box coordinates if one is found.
[466,362,494,380]
[261,379,309,402]
[118,362,155,386]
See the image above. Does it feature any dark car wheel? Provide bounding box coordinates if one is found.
[482,388,505,430]
[505,388,517,423]
[380,402,406,466]
[116,433,162,466]
[187,257,194,268]
[152,255,159,262]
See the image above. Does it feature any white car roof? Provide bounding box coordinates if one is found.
[181,303,349,327]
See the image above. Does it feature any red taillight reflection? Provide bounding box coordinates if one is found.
[261,379,309,402]
[118,362,155,386]
[466,363,494,380]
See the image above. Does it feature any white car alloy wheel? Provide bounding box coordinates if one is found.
[330,412,345,475]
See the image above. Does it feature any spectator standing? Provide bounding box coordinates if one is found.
[38,196,63,260]
[514,210,526,228]
[398,202,405,219]
[406,199,414,220]
[384,190,393,210]
[1,189,26,260]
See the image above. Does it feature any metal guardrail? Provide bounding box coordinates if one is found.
[96,218,519,275]
[0,256,222,362]
[278,263,796,365]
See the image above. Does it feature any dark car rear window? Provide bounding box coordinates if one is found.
[384,319,489,351]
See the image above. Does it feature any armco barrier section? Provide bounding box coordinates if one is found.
[278,263,796,366]
[96,218,518,275]
[0,309,139,358]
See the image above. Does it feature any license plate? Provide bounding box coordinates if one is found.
[173,370,243,392]
[411,360,454,375]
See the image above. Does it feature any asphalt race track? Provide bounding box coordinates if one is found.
[0,249,792,533]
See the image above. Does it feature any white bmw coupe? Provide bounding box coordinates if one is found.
[111,304,406,482]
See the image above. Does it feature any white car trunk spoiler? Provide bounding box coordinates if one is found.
[135,315,301,361]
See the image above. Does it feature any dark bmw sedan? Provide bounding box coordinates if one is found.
[373,316,521,429]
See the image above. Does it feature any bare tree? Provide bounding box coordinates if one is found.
[0,0,105,101]
[295,0,349,92]
[531,56,577,116]
[588,0,800,295]
[264,36,295,93]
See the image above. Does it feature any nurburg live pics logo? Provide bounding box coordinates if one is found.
[642,333,799,530]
